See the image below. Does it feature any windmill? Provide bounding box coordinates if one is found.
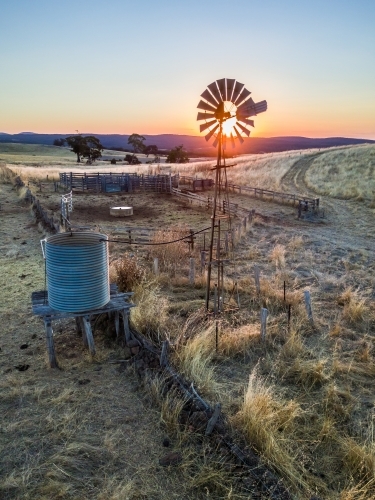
[197,78,267,310]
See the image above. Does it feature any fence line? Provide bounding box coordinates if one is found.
[177,175,319,210]
[59,172,178,193]
[24,188,60,233]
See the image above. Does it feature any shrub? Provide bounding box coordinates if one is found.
[110,253,146,292]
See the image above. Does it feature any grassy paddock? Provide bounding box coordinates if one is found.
[2,142,375,499]
[305,144,375,201]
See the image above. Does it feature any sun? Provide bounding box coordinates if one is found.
[221,101,237,136]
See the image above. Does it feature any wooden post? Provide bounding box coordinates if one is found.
[205,403,221,435]
[254,265,261,294]
[44,318,58,368]
[153,257,159,275]
[288,304,291,331]
[190,229,194,250]
[304,290,314,324]
[122,310,131,343]
[260,308,268,342]
[189,258,195,284]
[81,316,96,355]
[284,281,286,302]
[115,311,120,338]
[214,284,218,316]
[215,320,219,352]
[200,250,206,273]
[160,340,169,367]
[225,231,229,253]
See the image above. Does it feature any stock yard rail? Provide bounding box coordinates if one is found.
[59,172,178,193]
[177,175,319,213]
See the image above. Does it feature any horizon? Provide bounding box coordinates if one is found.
[1,1,374,140]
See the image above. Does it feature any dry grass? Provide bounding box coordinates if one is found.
[2,142,375,499]
[175,324,222,399]
[151,226,191,274]
[109,252,147,292]
[305,144,375,200]
[173,149,315,191]
[230,367,309,493]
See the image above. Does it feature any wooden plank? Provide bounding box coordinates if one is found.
[44,318,58,368]
[81,316,96,355]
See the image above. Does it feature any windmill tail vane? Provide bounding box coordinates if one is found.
[197,78,267,147]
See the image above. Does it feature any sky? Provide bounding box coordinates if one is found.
[1,0,374,139]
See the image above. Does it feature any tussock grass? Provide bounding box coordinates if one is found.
[231,367,309,493]
[176,324,222,399]
[337,287,370,326]
[130,282,169,341]
[217,323,261,357]
[110,252,147,292]
[270,243,286,269]
[0,163,17,183]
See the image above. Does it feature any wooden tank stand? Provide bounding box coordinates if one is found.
[31,284,135,368]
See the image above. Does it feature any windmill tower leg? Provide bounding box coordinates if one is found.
[205,124,222,310]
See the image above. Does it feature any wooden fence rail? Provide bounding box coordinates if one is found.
[59,172,178,193]
[177,175,319,210]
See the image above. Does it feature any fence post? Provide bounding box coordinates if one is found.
[224,232,229,253]
[153,257,159,275]
[260,308,268,342]
[200,251,206,273]
[304,290,314,324]
[189,258,195,284]
[254,265,260,294]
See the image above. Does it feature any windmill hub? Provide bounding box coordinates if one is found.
[197,78,267,147]
[214,101,232,122]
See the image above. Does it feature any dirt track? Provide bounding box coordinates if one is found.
[281,153,375,256]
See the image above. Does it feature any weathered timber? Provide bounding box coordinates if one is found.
[31,285,135,367]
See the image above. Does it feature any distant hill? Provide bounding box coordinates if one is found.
[0,132,373,156]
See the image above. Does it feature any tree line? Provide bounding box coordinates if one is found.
[54,133,189,164]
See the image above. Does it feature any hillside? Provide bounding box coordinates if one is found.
[0,132,373,156]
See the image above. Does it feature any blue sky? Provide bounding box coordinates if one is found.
[1,0,374,138]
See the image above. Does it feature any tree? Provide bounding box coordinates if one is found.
[124,154,141,165]
[165,145,189,164]
[53,138,66,147]
[127,134,146,161]
[144,144,158,157]
[65,135,103,164]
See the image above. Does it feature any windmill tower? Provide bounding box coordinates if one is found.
[197,78,267,310]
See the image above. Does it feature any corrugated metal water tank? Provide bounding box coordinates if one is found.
[45,232,110,312]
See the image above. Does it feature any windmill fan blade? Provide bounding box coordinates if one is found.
[236,122,251,136]
[201,88,219,107]
[237,117,255,127]
[208,81,223,103]
[212,137,219,148]
[197,112,215,121]
[234,87,251,106]
[231,81,244,103]
[230,133,236,148]
[236,97,255,114]
[233,126,244,144]
[197,100,217,113]
[205,123,219,142]
[216,78,226,101]
[200,119,217,133]
[226,79,235,102]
